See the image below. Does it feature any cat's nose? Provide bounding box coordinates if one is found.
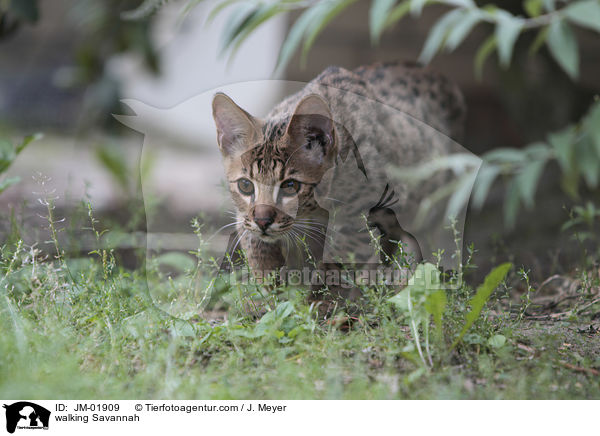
[253,205,276,231]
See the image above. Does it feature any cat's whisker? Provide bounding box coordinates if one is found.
[294,222,342,241]
[293,222,328,234]
[293,225,328,242]
[209,221,242,239]
[323,197,347,204]
[230,230,247,258]
[294,218,328,226]
[291,225,329,250]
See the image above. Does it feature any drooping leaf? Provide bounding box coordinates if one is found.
[451,263,512,349]
[384,0,411,29]
[227,3,287,58]
[515,154,548,209]
[583,101,600,156]
[564,0,600,33]
[472,163,500,209]
[575,136,600,188]
[418,8,464,64]
[528,26,549,55]
[207,0,242,24]
[0,139,16,173]
[548,125,576,172]
[445,171,477,220]
[547,19,579,79]
[16,133,42,154]
[301,0,358,65]
[495,10,524,67]
[274,1,336,75]
[474,34,497,79]
[410,0,428,16]
[485,147,528,164]
[219,2,260,53]
[445,8,482,52]
[370,0,398,43]
[0,177,21,195]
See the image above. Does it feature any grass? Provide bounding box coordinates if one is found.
[0,196,599,400]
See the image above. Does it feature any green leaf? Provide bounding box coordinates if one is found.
[485,147,528,163]
[16,133,41,154]
[445,171,477,220]
[370,0,397,43]
[528,26,549,55]
[445,9,482,52]
[226,3,287,58]
[488,334,506,348]
[274,1,344,75]
[425,289,447,334]
[0,139,16,174]
[301,0,358,65]
[418,8,464,64]
[583,101,600,156]
[388,263,442,312]
[384,0,411,29]
[410,0,428,16]
[451,263,512,349]
[516,157,547,209]
[524,0,543,17]
[207,0,242,24]
[472,163,500,209]
[548,125,576,172]
[219,2,260,53]
[547,19,579,79]
[474,34,497,80]
[564,0,600,33]
[575,136,600,188]
[274,2,333,75]
[495,11,524,67]
[0,176,20,195]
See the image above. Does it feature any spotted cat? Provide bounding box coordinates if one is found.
[212,62,465,298]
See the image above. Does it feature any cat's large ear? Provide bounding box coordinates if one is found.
[286,94,336,166]
[212,93,260,157]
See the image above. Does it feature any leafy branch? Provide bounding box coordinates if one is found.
[136,0,600,78]
[392,98,600,229]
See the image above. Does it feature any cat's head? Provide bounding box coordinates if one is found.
[212,92,336,242]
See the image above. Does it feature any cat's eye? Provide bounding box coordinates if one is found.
[237,178,254,196]
[280,179,301,196]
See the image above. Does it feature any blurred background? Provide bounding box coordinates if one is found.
[1,0,599,279]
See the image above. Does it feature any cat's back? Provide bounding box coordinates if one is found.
[352,62,465,141]
[270,62,465,142]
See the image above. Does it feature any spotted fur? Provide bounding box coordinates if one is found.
[212,61,465,293]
